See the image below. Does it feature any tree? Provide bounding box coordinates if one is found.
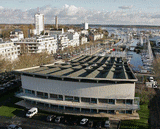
[20,25,28,38]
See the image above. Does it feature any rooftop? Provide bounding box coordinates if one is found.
[14,55,137,83]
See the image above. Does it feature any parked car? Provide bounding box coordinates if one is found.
[96,121,102,129]
[46,115,56,122]
[104,120,110,128]
[55,116,63,123]
[149,77,154,82]
[7,124,22,129]
[80,118,88,125]
[26,107,38,118]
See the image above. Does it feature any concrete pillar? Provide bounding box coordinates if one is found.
[79,97,81,103]
[114,99,116,104]
[63,95,65,101]
[80,108,81,112]
[49,104,51,108]
[97,98,99,104]
[48,93,50,99]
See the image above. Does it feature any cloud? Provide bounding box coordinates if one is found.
[0,5,160,25]
[118,5,133,9]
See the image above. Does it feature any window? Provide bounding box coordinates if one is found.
[108,99,115,104]
[91,98,97,103]
[25,89,35,95]
[81,97,90,103]
[50,94,58,99]
[65,96,73,101]
[126,100,133,104]
[74,97,79,102]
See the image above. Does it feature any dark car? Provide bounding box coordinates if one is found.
[46,115,56,122]
[96,122,102,129]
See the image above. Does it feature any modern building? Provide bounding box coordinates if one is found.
[35,13,44,35]
[0,42,20,61]
[82,22,88,30]
[80,36,88,45]
[67,32,80,47]
[15,55,140,116]
[57,35,69,51]
[10,30,24,42]
[14,36,57,54]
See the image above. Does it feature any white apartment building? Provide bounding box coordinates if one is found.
[80,37,88,45]
[58,35,69,51]
[0,42,20,61]
[35,13,44,35]
[14,36,57,54]
[81,30,89,35]
[10,30,24,42]
[67,32,80,47]
[89,33,104,41]
[82,22,88,30]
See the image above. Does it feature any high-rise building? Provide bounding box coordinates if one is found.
[35,13,44,35]
[83,22,88,30]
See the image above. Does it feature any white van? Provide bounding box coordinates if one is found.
[26,107,38,118]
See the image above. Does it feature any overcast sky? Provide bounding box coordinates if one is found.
[0,0,160,25]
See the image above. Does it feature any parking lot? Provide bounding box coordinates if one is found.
[0,109,120,129]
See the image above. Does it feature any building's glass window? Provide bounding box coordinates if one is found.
[44,93,48,98]
[99,110,107,113]
[58,95,63,100]
[65,96,73,101]
[59,106,64,110]
[119,110,125,114]
[108,99,115,104]
[116,99,125,104]
[74,97,79,102]
[91,98,97,103]
[91,109,97,113]
[25,89,32,94]
[81,97,90,103]
[50,104,58,109]
[74,108,80,111]
[126,100,133,104]
[65,106,73,111]
[126,110,132,114]
[50,94,58,99]
[37,91,43,97]
[108,110,115,114]
[99,99,108,104]
[25,89,35,95]
[81,108,90,113]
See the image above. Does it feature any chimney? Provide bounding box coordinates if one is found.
[55,16,58,30]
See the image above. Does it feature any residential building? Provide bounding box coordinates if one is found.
[14,36,57,54]
[35,13,44,35]
[10,30,24,42]
[67,32,80,47]
[15,55,139,116]
[80,36,88,45]
[0,42,20,61]
[82,22,88,30]
[57,35,69,51]
[45,28,64,37]
[89,33,104,41]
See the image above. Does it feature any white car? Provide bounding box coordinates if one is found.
[7,124,22,129]
[26,107,38,118]
[80,118,88,125]
[150,77,154,82]
[104,120,110,128]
